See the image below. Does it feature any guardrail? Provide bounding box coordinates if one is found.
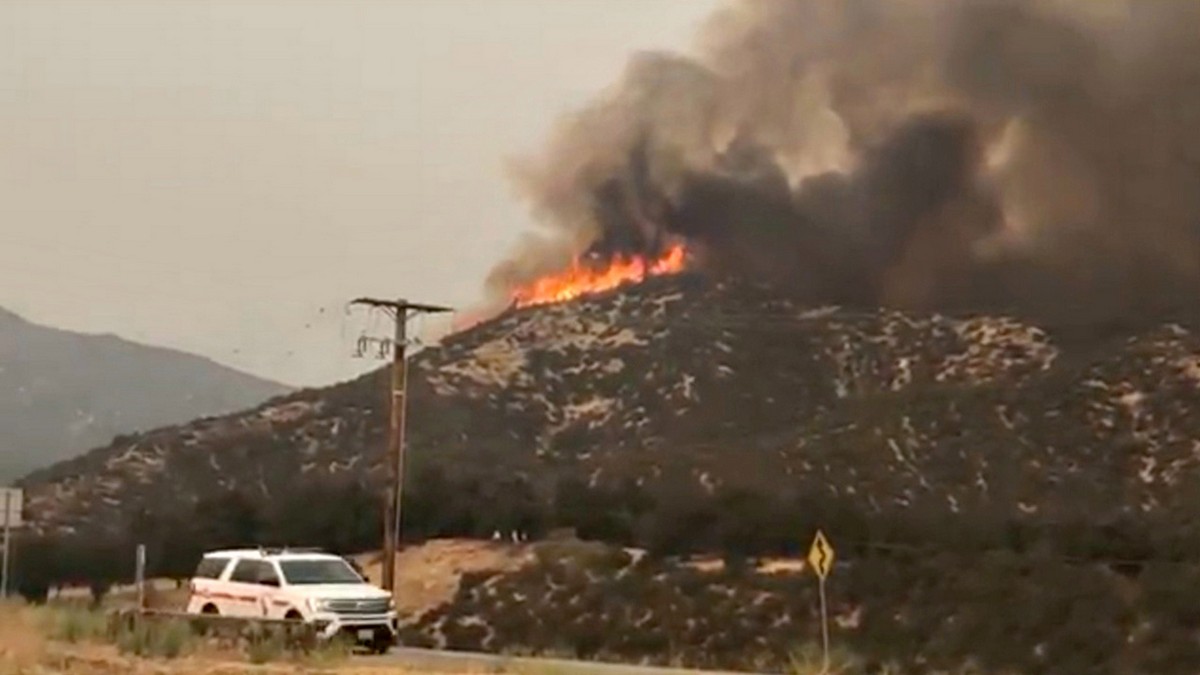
[108,608,320,650]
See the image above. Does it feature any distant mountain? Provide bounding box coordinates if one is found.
[0,307,290,483]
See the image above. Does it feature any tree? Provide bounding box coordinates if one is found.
[156,509,208,580]
[264,478,382,553]
[11,533,60,603]
[640,480,717,556]
[554,476,641,543]
[56,533,129,606]
[192,490,263,549]
[713,487,791,559]
[402,464,458,540]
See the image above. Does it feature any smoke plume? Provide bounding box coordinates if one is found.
[487,0,1200,331]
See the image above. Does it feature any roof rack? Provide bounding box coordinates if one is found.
[256,546,328,556]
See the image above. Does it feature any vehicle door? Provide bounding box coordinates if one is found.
[253,561,287,619]
[186,556,231,614]
[226,559,274,618]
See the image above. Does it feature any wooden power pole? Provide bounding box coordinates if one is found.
[349,298,451,594]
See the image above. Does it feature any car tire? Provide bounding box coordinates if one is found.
[201,604,219,615]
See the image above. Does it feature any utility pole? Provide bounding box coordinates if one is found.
[1,490,10,599]
[135,544,147,610]
[349,298,451,595]
[1,489,19,600]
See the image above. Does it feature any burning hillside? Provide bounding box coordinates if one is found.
[511,244,687,308]
[489,0,1200,330]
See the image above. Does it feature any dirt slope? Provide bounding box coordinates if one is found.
[357,539,533,619]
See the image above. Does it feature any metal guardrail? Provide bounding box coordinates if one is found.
[113,608,309,628]
[109,608,320,649]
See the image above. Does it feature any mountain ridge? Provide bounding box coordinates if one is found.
[0,306,291,483]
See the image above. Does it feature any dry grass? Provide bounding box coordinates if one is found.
[357,539,533,619]
[679,555,810,576]
[0,602,464,674]
[0,539,533,673]
[0,599,49,670]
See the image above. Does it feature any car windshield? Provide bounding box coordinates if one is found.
[278,559,363,585]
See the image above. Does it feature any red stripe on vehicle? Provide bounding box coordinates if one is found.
[192,590,257,603]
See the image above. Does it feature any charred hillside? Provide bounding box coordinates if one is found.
[20,275,1200,555]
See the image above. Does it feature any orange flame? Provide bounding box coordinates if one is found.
[513,244,687,308]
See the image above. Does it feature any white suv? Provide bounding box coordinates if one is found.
[185,548,397,653]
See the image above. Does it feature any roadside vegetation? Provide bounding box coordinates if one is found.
[396,538,1190,675]
[12,464,1199,673]
[0,600,355,672]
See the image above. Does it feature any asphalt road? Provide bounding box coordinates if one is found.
[365,647,756,674]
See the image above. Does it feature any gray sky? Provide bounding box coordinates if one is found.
[0,0,717,386]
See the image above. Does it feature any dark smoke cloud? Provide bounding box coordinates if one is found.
[488,0,1200,331]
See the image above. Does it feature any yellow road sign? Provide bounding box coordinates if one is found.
[807,529,835,580]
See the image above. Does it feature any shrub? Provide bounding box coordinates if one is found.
[298,633,353,667]
[786,644,865,675]
[533,539,626,571]
[112,617,194,659]
[244,631,286,664]
[43,606,107,644]
[155,620,192,659]
[114,620,153,657]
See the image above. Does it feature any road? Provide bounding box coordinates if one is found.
[118,608,758,673]
[365,647,756,675]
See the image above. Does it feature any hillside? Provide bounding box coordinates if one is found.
[20,274,1200,539]
[396,537,1194,675]
[19,276,1200,672]
[0,307,289,483]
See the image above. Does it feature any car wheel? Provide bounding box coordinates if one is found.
[284,610,302,621]
[201,604,219,615]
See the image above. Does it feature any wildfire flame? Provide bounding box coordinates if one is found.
[513,244,687,308]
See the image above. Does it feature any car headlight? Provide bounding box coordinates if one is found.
[308,598,333,612]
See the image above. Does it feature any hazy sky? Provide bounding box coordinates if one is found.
[0,0,718,386]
